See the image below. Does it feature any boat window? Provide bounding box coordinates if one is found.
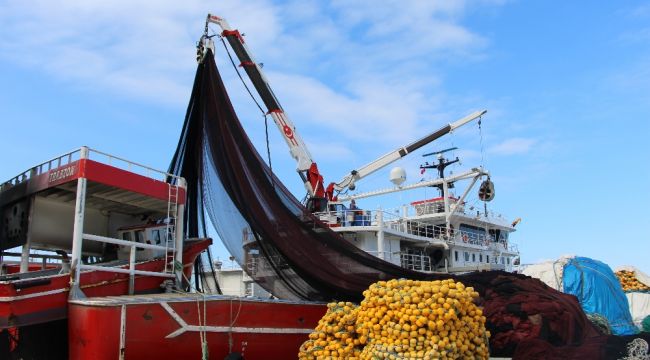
[486,255,489,263]
[501,257,505,264]
[507,257,510,265]
[135,230,145,243]
[472,253,476,262]
[151,229,161,244]
[459,224,486,240]
[454,251,458,262]
[500,232,509,241]
[121,231,133,242]
[464,252,469,262]
[480,254,483,262]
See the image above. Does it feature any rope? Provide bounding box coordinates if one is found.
[219,37,265,115]
[196,296,209,360]
[219,36,274,174]
[620,338,649,360]
[586,313,612,335]
[477,115,486,170]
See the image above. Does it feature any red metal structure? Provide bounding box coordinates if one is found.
[69,295,326,359]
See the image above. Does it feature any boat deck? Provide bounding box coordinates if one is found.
[69,292,326,307]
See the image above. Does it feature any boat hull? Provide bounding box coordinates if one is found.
[0,239,210,329]
[69,295,326,360]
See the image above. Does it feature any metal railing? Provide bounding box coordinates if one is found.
[1,149,82,190]
[1,147,184,190]
[400,253,432,272]
[316,209,515,251]
[80,233,176,295]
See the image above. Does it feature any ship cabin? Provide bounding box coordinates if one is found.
[0,146,186,290]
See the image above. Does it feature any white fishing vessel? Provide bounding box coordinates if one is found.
[315,151,520,274]
[202,15,521,278]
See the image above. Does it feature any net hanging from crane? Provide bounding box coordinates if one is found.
[168,49,433,301]
[166,46,650,358]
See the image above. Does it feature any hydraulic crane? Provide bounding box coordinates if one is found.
[201,14,485,210]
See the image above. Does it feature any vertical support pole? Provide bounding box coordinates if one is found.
[69,146,88,299]
[20,196,36,273]
[119,304,127,360]
[19,240,31,273]
[174,178,187,287]
[377,208,384,260]
[128,245,136,295]
[442,180,451,237]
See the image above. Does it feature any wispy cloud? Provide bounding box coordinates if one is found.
[488,137,537,155]
[0,0,505,146]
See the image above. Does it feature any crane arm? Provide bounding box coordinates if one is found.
[331,110,486,194]
[205,14,322,196]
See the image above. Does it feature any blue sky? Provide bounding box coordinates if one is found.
[1,1,649,273]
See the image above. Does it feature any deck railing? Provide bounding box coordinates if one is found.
[1,146,184,191]
[315,209,508,249]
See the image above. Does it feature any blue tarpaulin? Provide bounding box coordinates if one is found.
[563,256,638,335]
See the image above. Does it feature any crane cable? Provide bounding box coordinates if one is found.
[218,36,273,175]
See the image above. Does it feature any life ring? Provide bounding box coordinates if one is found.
[462,234,468,243]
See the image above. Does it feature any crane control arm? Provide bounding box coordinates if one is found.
[204,14,324,198]
[329,110,486,196]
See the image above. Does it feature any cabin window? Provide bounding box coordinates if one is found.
[151,229,161,244]
[454,251,458,262]
[480,254,483,262]
[135,230,145,243]
[486,255,490,263]
[501,257,505,265]
[507,257,510,265]
[121,231,133,242]
[472,253,476,262]
[464,252,469,262]
[459,224,486,240]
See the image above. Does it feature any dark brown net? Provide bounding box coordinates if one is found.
[169,49,436,301]
[168,50,650,358]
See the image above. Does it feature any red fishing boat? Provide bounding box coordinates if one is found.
[0,146,211,357]
[69,294,326,359]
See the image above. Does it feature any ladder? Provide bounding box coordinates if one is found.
[165,183,179,274]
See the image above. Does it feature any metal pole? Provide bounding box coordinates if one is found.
[20,196,36,273]
[69,146,88,299]
[174,178,187,287]
[128,245,136,295]
[377,208,384,260]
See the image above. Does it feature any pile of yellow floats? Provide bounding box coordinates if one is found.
[299,278,490,360]
[615,270,650,292]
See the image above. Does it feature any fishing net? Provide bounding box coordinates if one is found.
[168,48,650,358]
[168,49,438,301]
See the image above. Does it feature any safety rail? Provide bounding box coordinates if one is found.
[87,147,184,184]
[400,253,433,272]
[81,234,176,295]
[1,148,82,190]
[1,146,184,190]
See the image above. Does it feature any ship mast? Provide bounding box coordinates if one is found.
[420,147,459,197]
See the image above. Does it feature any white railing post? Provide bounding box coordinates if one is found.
[19,197,35,273]
[69,146,89,299]
[128,245,136,295]
[377,209,384,260]
[174,178,187,286]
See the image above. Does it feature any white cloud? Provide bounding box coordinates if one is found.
[488,138,536,155]
[0,0,504,143]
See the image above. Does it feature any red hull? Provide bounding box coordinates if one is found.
[0,239,210,329]
[69,295,326,360]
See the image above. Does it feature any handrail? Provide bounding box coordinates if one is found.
[1,146,184,189]
[83,234,172,252]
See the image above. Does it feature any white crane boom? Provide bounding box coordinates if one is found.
[332,110,486,194]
